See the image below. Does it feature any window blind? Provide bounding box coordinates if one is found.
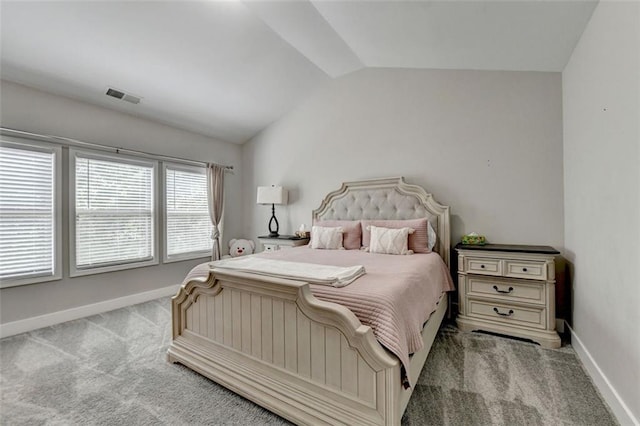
[165,166,212,257]
[75,155,155,268]
[0,145,56,280]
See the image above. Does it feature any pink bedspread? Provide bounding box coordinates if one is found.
[183,248,454,386]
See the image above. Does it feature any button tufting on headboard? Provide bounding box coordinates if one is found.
[312,177,451,267]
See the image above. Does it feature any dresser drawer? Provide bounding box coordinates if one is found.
[466,276,545,305]
[464,257,502,276]
[467,299,546,329]
[504,259,547,281]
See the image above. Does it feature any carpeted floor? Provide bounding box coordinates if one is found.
[0,298,617,425]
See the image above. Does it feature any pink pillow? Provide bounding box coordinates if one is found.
[361,218,430,253]
[313,220,361,250]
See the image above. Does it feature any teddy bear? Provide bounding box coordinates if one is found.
[227,238,255,258]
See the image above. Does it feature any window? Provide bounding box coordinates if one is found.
[71,150,157,276]
[164,164,212,262]
[0,139,61,287]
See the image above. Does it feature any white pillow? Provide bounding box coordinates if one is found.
[368,225,415,255]
[428,222,437,251]
[310,226,344,250]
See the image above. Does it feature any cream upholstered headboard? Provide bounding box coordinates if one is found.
[312,177,451,267]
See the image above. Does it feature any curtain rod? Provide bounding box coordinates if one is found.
[0,127,234,171]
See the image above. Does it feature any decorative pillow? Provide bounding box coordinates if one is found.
[310,226,344,250]
[313,220,361,249]
[367,225,415,255]
[427,221,437,251]
[361,218,434,253]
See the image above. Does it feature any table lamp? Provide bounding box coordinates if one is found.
[257,185,288,237]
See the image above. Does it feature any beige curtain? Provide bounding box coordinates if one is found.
[206,164,225,260]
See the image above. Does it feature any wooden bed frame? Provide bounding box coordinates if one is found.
[168,177,451,425]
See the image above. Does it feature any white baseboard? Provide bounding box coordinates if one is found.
[0,284,180,339]
[567,324,639,426]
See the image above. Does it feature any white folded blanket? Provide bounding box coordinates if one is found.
[209,257,365,287]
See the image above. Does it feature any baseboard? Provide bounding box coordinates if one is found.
[567,323,639,426]
[0,284,180,339]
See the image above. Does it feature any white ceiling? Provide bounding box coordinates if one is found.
[0,1,597,144]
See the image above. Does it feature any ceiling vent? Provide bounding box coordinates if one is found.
[105,87,141,104]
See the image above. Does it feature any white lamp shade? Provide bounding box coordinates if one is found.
[257,186,288,205]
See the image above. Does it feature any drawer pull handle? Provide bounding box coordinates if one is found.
[522,267,528,272]
[493,285,514,294]
[493,307,514,317]
[480,265,485,269]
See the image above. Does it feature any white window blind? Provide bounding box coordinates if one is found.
[74,154,155,269]
[165,166,212,259]
[0,144,57,282]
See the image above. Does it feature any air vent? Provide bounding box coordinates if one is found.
[106,88,125,99]
[105,87,141,104]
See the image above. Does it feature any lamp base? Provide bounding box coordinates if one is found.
[267,203,280,238]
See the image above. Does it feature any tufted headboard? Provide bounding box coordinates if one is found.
[312,177,451,267]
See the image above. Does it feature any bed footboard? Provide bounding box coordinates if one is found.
[168,269,404,425]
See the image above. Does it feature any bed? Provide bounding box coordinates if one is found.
[168,177,452,425]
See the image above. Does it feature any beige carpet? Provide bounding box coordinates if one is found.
[0,298,617,425]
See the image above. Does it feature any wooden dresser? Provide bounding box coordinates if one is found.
[455,243,561,348]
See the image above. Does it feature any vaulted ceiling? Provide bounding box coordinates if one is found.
[0,1,597,144]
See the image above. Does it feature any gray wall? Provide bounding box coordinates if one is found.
[563,1,639,421]
[243,68,564,251]
[0,80,242,323]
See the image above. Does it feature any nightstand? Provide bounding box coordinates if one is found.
[257,235,310,252]
[455,243,561,348]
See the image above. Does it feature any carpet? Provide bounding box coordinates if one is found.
[0,298,617,425]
